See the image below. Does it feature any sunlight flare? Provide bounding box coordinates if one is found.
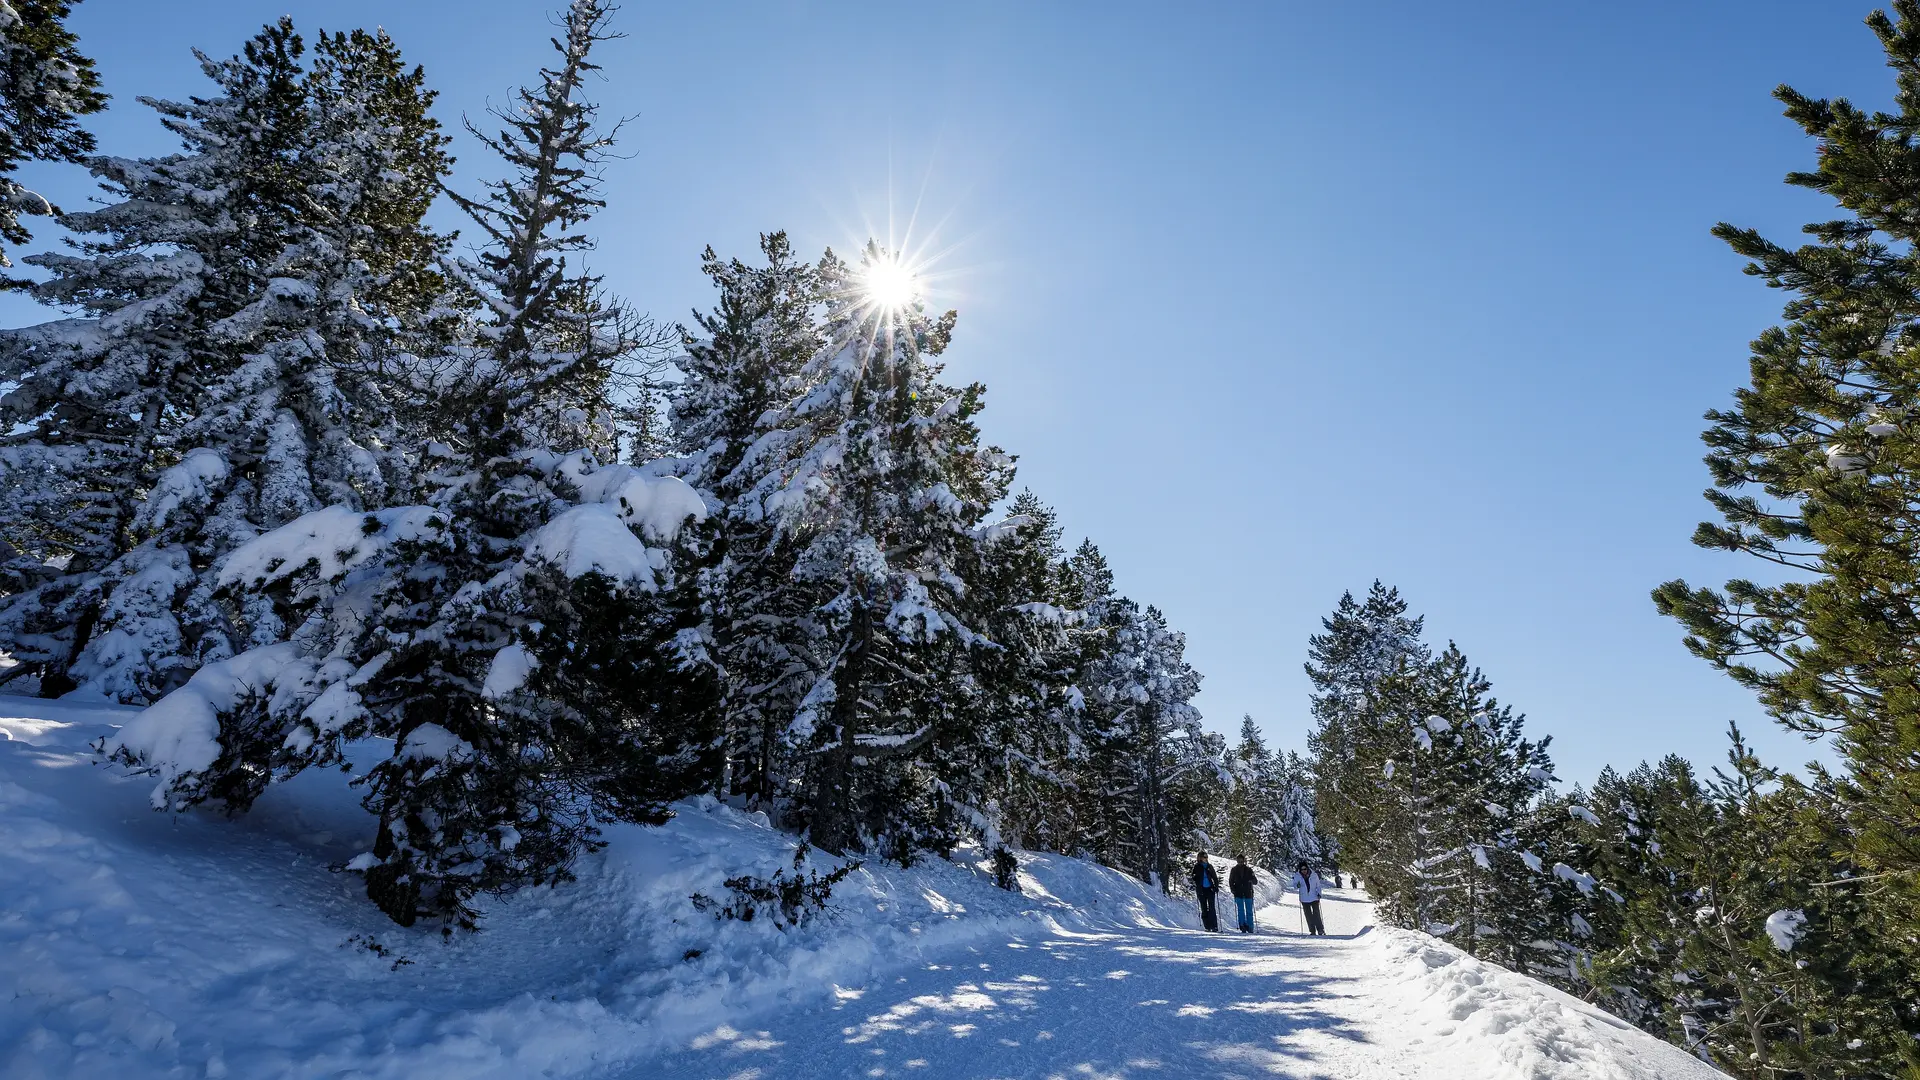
[859,252,920,312]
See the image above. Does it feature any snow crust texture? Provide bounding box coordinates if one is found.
[0,697,1726,1080]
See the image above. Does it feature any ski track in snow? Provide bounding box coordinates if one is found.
[1,698,1727,1080]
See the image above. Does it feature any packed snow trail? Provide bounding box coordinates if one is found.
[646,897,1398,1080]
[2,698,1724,1080]
[644,892,1709,1080]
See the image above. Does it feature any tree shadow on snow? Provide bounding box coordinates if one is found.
[645,927,1372,1080]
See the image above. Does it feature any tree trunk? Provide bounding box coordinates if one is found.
[811,599,872,854]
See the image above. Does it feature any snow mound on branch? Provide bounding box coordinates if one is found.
[558,458,706,541]
[1552,862,1597,895]
[134,447,229,532]
[1766,908,1807,952]
[400,723,471,762]
[218,504,442,589]
[606,472,705,541]
[480,643,537,700]
[101,643,302,808]
[521,502,661,585]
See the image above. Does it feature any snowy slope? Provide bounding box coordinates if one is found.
[1,696,1725,1079]
[1,696,1194,1079]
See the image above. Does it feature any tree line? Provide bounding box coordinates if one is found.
[0,0,1312,933]
[1308,10,1920,1077]
[10,2,1920,1076]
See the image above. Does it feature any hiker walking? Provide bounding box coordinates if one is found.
[1190,852,1222,931]
[1291,862,1328,936]
[1228,855,1258,933]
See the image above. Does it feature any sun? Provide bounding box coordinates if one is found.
[860,254,919,312]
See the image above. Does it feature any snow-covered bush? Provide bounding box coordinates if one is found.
[689,845,860,930]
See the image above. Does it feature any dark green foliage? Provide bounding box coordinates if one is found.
[691,845,860,929]
[0,0,106,266]
[1650,4,1920,1073]
[990,846,1020,892]
[1304,586,1596,986]
[1576,731,1920,1078]
[674,232,825,807]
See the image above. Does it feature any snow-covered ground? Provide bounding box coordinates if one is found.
[1,696,1725,1079]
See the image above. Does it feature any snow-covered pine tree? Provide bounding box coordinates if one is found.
[0,20,325,701]
[1225,714,1278,866]
[103,0,717,931]
[1402,647,1590,977]
[159,25,452,665]
[0,0,105,268]
[1274,750,1324,872]
[1054,538,1123,863]
[1580,733,1908,1077]
[672,232,826,807]
[750,243,1012,857]
[1078,597,1214,889]
[1577,758,1693,1039]
[0,22,450,704]
[956,490,1088,872]
[339,0,716,927]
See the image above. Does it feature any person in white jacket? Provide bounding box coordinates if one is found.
[1290,863,1328,936]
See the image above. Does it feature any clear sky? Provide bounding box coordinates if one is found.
[8,1,1893,786]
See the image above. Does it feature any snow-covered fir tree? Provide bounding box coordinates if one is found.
[103,0,717,930]
[0,0,105,267]
[1577,729,1910,1077]
[1303,589,1603,987]
[947,489,1087,876]
[743,244,1012,857]
[0,20,356,701]
[1225,715,1325,873]
[671,232,826,807]
[156,25,452,668]
[1225,715,1277,866]
[1076,593,1216,889]
[1273,750,1325,871]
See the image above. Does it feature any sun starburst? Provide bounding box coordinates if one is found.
[859,252,920,313]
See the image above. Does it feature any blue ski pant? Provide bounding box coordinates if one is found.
[1234,896,1255,931]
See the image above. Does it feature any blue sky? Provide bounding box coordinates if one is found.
[10,1,1892,785]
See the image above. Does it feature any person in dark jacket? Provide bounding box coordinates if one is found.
[1228,856,1258,932]
[1190,852,1221,931]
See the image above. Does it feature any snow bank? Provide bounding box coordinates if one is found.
[1369,926,1727,1080]
[9,692,1726,1080]
[1,695,1192,1080]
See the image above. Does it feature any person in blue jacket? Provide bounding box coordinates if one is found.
[1190,852,1222,931]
